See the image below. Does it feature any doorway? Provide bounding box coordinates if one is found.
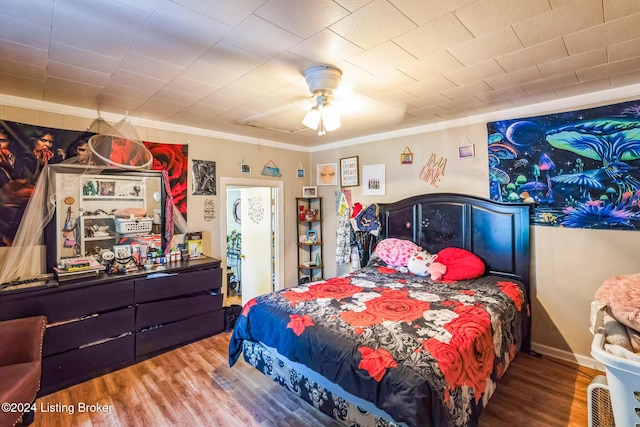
[220,177,284,307]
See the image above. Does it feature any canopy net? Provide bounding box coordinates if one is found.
[0,116,188,285]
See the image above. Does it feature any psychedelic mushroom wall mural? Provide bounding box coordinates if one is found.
[487,99,640,230]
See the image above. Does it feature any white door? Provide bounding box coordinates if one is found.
[240,186,273,305]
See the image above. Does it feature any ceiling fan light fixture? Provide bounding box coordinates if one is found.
[301,65,343,136]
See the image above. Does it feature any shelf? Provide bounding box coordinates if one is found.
[82,196,144,201]
[84,236,116,242]
[298,264,324,270]
[298,242,323,246]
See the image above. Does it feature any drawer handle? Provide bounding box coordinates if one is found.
[145,272,178,279]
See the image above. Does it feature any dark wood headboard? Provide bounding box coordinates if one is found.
[377,193,531,287]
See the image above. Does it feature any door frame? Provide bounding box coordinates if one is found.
[220,177,284,296]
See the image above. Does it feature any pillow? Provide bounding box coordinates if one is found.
[595,273,640,332]
[374,238,420,267]
[436,247,485,281]
[407,250,437,276]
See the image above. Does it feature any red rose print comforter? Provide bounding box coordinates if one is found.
[229,265,528,427]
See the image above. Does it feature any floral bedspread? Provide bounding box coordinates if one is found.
[229,265,528,427]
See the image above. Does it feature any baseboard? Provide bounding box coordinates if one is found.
[531,341,605,372]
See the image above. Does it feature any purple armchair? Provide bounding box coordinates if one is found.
[0,316,47,427]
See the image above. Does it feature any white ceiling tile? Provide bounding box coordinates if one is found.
[439,95,484,111]
[93,93,147,113]
[389,0,476,26]
[222,15,302,60]
[346,41,416,73]
[398,52,463,81]
[577,57,640,82]
[1,0,55,26]
[520,73,579,94]
[332,0,373,13]
[0,14,51,50]
[0,57,45,81]
[407,93,452,109]
[48,42,120,74]
[448,27,523,66]
[553,77,611,98]
[51,0,149,58]
[330,0,416,50]
[402,75,457,98]
[108,69,166,93]
[131,2,231,65]
[44,77,102,108]
[0,40,48,66]
[0,74,45,98]
[603,0,640,21]
[538,48,607,78]
[439,81,493,100]
[610,69,640,88]
[132,99,188,121]
[152,88,201,106]
[46,62,111,87]
[118,53,184,83]
[564,13,640,55]
[444,60,504,86]
[171,0,264,26]
[454,0,551,36]
[394,13,472,59]
[255,0,349,39]
[609,38,640,62]
[512,0,603,47]
[484,67,543,90]
[164,77,218,98]
[496,38,567,72]
[289,29,363,65]
[475,85,528,103]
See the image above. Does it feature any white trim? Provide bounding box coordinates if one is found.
[531,341,605,372]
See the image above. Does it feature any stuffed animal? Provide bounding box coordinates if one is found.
[407,250,438,276]
[427,262,448,281]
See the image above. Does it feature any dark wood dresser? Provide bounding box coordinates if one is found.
[0,257,223,396]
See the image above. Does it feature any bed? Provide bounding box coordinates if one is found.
[229,193,531,427]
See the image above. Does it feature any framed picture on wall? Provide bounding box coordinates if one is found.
[302,186,317,198]
[317,163,337,186]
[340,156,359,187]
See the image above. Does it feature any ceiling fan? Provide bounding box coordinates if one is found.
[300,65,343,136]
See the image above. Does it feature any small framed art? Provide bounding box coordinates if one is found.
[340,156,359,187]
[302,186,317,198]
[305,229,317,243]
[458,136,475,159]
[241,162,251,174]
[317,163,337,186]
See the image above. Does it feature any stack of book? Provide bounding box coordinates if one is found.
[54,257,105,281]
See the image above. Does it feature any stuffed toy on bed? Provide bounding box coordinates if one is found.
[407,250,438,276]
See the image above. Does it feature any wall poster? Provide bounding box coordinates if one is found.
[487,99,640,230]
[0,118,189,247]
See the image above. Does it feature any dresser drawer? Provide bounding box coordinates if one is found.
[43,307,134,357]
[0,280,134,323]
[135,311,223,359]
[135,267,221,303]
[136,293,222,329]
[41,334,134,395]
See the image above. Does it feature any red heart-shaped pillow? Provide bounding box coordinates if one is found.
[436,247,485,281]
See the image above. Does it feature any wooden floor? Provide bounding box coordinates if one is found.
[32,332,601,427]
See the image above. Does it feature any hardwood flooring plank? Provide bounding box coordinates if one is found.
[33,333,600,427]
